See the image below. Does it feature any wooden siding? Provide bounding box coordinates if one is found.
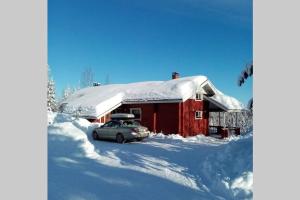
[112,99,209,137]
[180,99,209,136]
[91,99,210,137]
[115,103,180,134]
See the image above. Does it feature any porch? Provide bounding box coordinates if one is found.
[204,95,251,138]
[209,125,240,139]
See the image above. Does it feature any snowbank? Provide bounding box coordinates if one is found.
[48,113,253,200]
[61,75,245,118]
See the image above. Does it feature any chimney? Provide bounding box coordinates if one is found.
[172,72,180,79]
[93,82,101,86]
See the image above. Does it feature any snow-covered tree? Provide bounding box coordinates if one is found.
[62,86,75,100]
[57,85,78,113]
[209,111,253,134]
[47,65,57,111]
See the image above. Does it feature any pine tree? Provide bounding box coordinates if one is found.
[47,78,57,111]
[47,65,57,111]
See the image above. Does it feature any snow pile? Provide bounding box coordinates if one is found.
[47,111,56,125]
[231,172,253,197]
[61,75,245,118]
[149,132,250,144]
[48,113,252,200]
[149,132,253,199]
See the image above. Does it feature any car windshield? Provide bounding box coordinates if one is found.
[103,121,120,128]
[122,120,140,127]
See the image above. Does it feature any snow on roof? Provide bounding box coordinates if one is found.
[61,75,245,117]
[210,90,245,111]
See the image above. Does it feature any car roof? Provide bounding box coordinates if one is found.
[111,113,135,119]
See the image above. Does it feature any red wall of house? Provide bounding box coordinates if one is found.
[155,103,180,134]
[110,99,209,137]
[114,104,154,131]
[87,113,111,123]
[115,103,180,134]
[180,99,209,137]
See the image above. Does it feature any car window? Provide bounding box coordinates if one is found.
[102,121,120,128]
[122,120,140,127]
[110,121,121,128]
[102,121,113,127]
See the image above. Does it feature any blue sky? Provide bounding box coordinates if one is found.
[48,0,252,104]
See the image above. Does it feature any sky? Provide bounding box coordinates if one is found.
[48,0,253,104]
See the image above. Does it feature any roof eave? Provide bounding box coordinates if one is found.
[123,98,183,104]
[204,95,248,112]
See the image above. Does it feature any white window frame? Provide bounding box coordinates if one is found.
[130,108,142,120]
[195,111,203,119]
[195,93,203,101]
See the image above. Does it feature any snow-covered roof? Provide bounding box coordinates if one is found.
[61,75,245,117]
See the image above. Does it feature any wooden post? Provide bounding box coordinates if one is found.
[223,112,226,128]
[153,104,158,133]
[153,112,157,133]
[218,112,221,126]
[235,112,238,127]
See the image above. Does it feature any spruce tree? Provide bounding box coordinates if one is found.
[47,65,57,111]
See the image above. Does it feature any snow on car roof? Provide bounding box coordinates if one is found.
[61,75,245,117]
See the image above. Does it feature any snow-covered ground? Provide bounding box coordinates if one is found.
[48,112,253,200]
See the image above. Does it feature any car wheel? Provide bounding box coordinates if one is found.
[116,133,124,144]
[136,138,143,142]
[92,131,99,140]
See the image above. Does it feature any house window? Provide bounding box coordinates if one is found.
[130,108,142,120]
[196,93,203,101]
[195,111,203,119]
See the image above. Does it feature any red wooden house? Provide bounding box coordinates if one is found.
[61,73,245,137]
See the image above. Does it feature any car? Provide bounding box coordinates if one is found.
[92,113,150,143]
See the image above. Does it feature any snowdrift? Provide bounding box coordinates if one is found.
[48,112,253,200]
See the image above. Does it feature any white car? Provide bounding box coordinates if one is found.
[92,113,150,143]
